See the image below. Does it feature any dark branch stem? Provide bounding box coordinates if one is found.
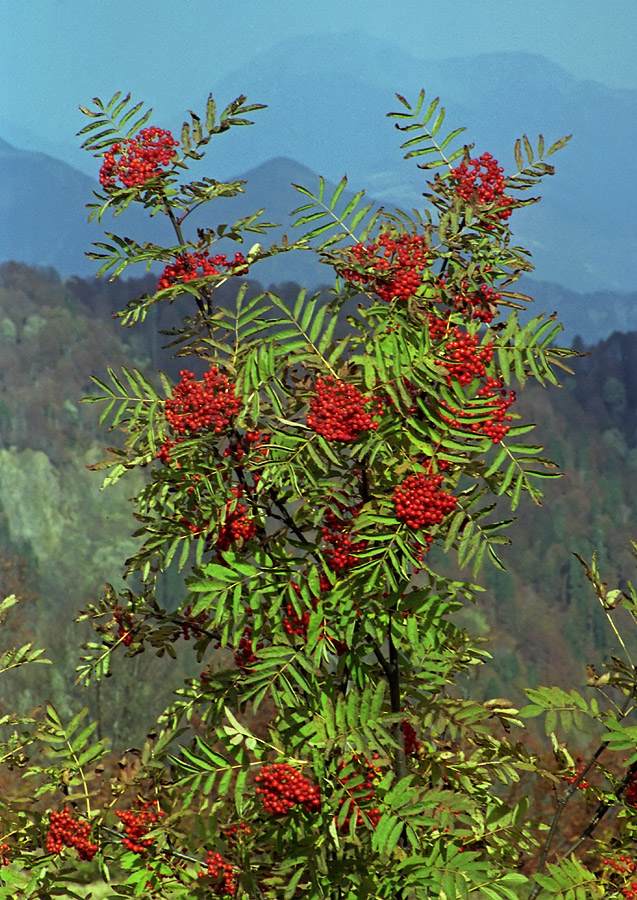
[388,632,408,784]
[372,636,407,783]
[164,198,185,246]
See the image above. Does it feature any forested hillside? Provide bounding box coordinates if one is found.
[0,261,635,746]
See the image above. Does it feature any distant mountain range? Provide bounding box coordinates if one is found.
[208,39,637,294]
[2,135,637,345]
[3,36,637,349]
[3,38,634,294]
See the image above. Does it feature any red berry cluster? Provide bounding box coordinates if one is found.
[114,604,134,647]
[233,623,263,671]
[174,480,256,549]
[320,501,367,573]
[223,430,270,465]
[254,763,321,815]
[99,127,178,189]
[440,377,516,444]
[215,486,257,551]
[156,439,175,465]
[561,756,590,790]
[157,251,248,291]
[625,772,637,805]
[393,470,457,532]
[340,231,429,303]
[178,513,208,537]
[428,314,494,387]
[198,850,237,896]
[164,368,241,438]
[222,430,270,492]
[0,844,9,867]
[307,377,382,442]
[402,720,421,756]
[115,800,164,855]
[179,604,208,641]
[450,152,514,224]
[45,808,98,861]
[337,754,382,829]
[282,598,314,638]
[602,855,637,898]
[438,278,500,324]
[224,821,252,845]
[424,313,517,442]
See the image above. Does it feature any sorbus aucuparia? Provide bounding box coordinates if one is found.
[254,763,321,815]
[163,368,241,438]
[198,850,237,896]
[450,152,514,226]
[339,231,429,303]
[337,754,383,830]
[114,605,134,646]
[157,251,248,291]
[45,808,98,861]
[320,500,367,573]
[99,127,178,189]
[234,624,263,670]
[307,377,381,442]
[115,800,164,856]
[393,470,456,532]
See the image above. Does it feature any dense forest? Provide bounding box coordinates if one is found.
[0,260,636,749]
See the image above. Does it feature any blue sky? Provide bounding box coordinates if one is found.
[2,0,636,171]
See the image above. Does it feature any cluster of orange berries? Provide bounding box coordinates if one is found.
[340,231,429,303]
[425,314,516,443]
[115,800,164,855]
[157,251,248,291]
[0,844,9,867]
[99,127,178,189]
[177,485,256,551]
[158,367,242,464]
[626,772,637,805]
[222,430,270,492]
[222,430,270,465]
[223,821,252,845]
[561,756,590,790]
[438,278,500,324]
[320,501,368,573]
[337,754,383,830]
[393,470,457,532]
[440,377,516,444]
[282,597,314,638]
[179,604,208,641]
[233,623,263,671]
[602,855,637,898]
[165,368,241,437]
[46,808,98,862]
[215,486,257,550]
[307,377,382,442]
[114,604,135,647]
[254,763,321,815]
[450,152,514,223]
[402,720,421,755]
[427,314,494,387]
[198,850,237,896]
